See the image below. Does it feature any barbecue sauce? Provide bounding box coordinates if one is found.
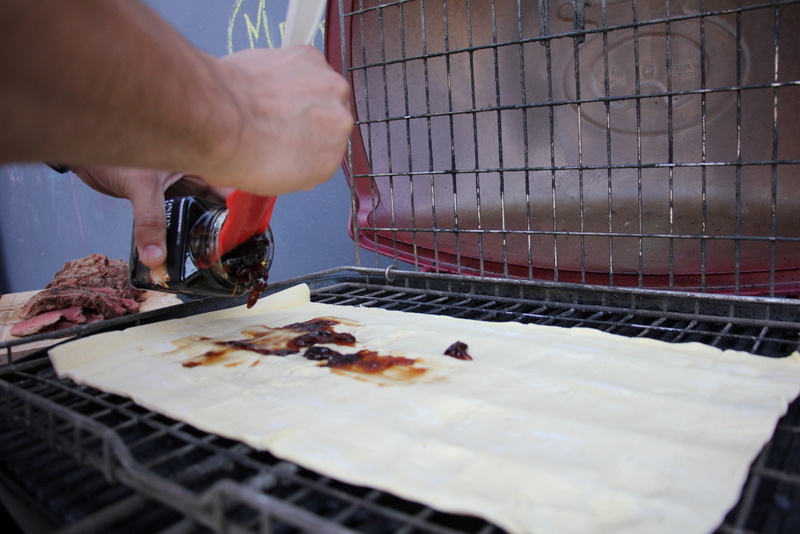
[304,346,416,373]
[130,197,273,305]
[444,341,473,360]
[181,318,357,367]
[180,317,421,378]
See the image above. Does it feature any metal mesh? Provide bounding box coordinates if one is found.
[2,269,800,533]
[0,424,205,534]
[333,0,800,295]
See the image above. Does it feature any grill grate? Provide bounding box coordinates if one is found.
[1,269,800,533]
[0,426,202,534]
[329,0,800,295]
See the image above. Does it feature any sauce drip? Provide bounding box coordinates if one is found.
[444,341,473,360]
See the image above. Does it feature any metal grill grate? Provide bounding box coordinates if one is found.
[328,0,800,295]
[0,424,202,534]
[2,269,800,533]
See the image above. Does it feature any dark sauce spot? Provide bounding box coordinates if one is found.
[303,347,416,373]
[288,331,356,351]
[444,341,473,360]
[304,346,343,361]
[282,320,356,351]
[282,319,340,332]
[320,351,363,367]
[217,339,296,356]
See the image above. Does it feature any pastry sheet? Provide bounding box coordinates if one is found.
[50,284,800,534]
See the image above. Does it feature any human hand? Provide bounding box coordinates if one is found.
[203,45,353,195]
[73,166,232,269]
[0,2,352,194]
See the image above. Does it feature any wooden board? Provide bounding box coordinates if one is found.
[0,289,182,363]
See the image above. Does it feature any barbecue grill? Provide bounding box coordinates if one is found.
[3,0,800,532]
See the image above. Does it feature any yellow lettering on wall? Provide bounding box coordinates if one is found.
[228,0,326,54]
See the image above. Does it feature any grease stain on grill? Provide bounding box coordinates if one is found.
[177,317,429,383]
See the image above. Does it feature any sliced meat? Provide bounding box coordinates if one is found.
[57,306,87,323]
[10,307,86,337]
[20,286,139,321]
[47,253,145,302]
[13,254,146,337]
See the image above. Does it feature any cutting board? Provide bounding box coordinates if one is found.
[0,289,182,363]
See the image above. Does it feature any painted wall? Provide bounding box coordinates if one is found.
[0,0,362,294]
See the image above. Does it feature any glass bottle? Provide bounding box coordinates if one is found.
[129,197,274,302]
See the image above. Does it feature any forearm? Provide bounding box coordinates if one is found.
[0,0,240,175]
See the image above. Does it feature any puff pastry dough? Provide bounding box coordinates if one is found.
[50,284,800,534]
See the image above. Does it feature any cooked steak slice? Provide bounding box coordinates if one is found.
[20,286,139,321]
[56,305,87,323]
[13,254,147,337]
[10,307,87,337]
[47,253,145,302]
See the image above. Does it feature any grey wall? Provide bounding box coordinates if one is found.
[0,0,359,294]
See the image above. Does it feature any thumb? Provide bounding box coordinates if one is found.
[128,180,169,270]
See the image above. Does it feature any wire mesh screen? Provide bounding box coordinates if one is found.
[327,0,800,295]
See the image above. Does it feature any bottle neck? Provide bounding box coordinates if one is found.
[190,206,275,294]
[190,206,227,271]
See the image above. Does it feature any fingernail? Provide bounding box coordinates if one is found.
[142,245,165,263]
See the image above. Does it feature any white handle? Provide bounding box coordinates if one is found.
[283,0,328,47]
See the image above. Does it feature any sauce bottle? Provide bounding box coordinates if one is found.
[129,196,274,305]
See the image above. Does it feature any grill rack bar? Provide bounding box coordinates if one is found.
[2,268,800,533]
[0,427,200,534]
